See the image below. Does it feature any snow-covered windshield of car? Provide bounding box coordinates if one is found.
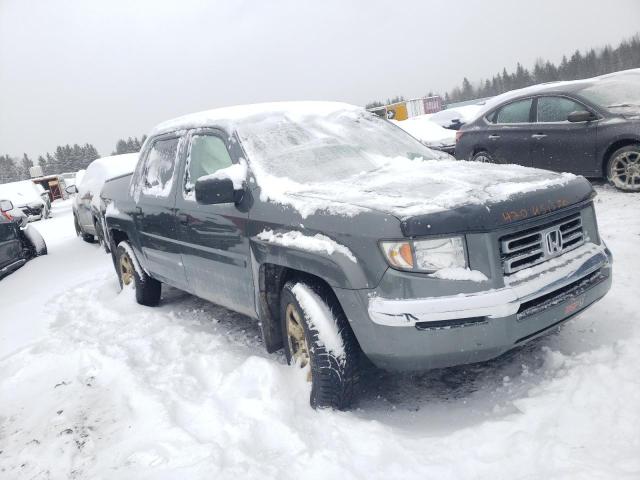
[578,79,640,112]
[236,109,439,183]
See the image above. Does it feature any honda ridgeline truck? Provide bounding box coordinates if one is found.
[101,102,612,409]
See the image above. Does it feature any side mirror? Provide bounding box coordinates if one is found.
[65,185,78,194]
[567,110,596,123]
[0,199,14,212]
[195,177,244,205]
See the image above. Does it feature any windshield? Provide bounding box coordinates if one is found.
[236,108,439,183]
[577,79,640,111]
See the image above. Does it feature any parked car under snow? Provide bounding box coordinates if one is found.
[98,102,612,410]
[69,153,139,245]
[0,199,47,278]
[0,180,51,221]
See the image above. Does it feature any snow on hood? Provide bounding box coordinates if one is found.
[256,157,576,220]
[0,180,43,206]
[428,105,483,127]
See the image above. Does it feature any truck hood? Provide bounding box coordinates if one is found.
[277,159,589,229]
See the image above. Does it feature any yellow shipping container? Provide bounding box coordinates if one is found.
[385,102,408,121]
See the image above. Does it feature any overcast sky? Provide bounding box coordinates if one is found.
[1,0,639,158]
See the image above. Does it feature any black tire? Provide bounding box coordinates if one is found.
[115,241,161,306]
[73,214,81,237]
[471,150,497,163]
[20,227,47,258]
[94,217,110,253]
[74,214,94,242]
[280,279,360,410]
[606,145,640,192]
[19,231,37,259]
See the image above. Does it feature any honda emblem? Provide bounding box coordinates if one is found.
[545,228,563,255]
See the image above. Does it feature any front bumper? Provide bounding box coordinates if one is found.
[336,242,612,371]
[368,243,608,326]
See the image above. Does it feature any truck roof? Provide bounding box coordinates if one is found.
[150,101,360,136]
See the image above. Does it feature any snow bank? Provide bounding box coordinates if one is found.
[291,283,345,359]
[1,189,640,479]
[391,116,456,147]
[257,229,357,263]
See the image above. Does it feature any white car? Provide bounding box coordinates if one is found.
[70,153,139,244]
[0,180,50,221]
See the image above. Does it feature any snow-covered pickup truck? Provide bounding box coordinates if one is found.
[101,102,612,409]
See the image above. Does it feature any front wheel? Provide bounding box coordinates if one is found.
[115,241,161,306]
[280,280,360,410]
[606,145,640,192]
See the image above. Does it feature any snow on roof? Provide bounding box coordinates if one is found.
[78,153,139,203]
[151,101,361,135]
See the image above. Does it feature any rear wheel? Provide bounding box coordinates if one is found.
[280,280,360,410]
[471,150,496,163]
[606,145,640,192]
[115,241,161,306]
[82,232,95,243]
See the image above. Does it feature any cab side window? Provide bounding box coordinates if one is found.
[142,137,179,196]
[495,99,533,124]
[537,96,586,122]
[185,135,233,192]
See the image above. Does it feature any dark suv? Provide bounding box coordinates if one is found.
[455,69,640,192]
[102,102,612,409]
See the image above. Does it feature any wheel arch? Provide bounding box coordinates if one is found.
[256,262,359,355]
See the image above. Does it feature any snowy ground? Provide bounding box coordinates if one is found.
[1,188,639,479]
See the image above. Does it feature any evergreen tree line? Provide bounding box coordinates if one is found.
[112,135,147,155]
[366,33,640,108]
[0,136,147,184]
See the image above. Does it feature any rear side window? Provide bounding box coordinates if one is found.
[537,96,586,122]
[185,135,233,192]
[142,137,179,197]
[494,99,533,124]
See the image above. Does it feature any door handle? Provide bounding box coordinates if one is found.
[134,206,142,214]
[531,134,547,139]
[488,134,500,140]
[178,213,190,225]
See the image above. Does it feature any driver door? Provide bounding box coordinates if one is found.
[175,129,255,316]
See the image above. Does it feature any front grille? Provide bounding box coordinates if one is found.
[500,212,585,275]
[20,205,42,216]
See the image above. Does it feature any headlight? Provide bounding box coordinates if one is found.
[380,236,466,272]
[414,237,466,271]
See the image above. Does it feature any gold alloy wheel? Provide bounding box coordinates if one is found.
[119,253,134,287]
[611,150,640,190]
[285,303,311,380]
